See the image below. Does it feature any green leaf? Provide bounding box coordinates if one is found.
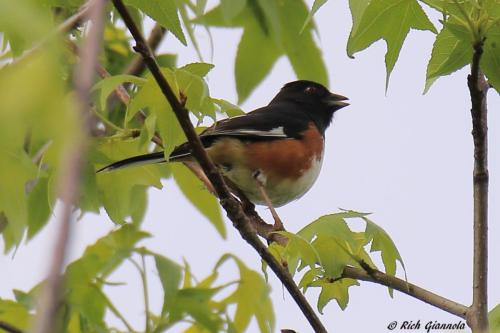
[315,278,359,313]
[211,98,245,117]
[0,299,32,331]
[179,62,215,77]
[301,0,328,33]
[278,0,329,87]
[298,267,322,292]
[13,289,36,311]
[92,74,146,110]
[27,176,52,239]
[127,70,184,157]
[171,164,226,238]
[203,0,328,103]
[279,231,321,274]
[347,0,436,87]
[124,0,187,45]
[170,287,225,332]
[67,284,108,330]
[218,255,274,333]
[65,225,149,287]
[235,13,281,103]
[156,53,178,68]
[0,148,37,251]
[348,0,370,36]
[0,0,53,56]
[139,113,157,148]
[154,253,183,316]
[221,0,247,21]
[482,26,500,93]
[363,217,405,278]
[175,68,214,119]
[490,304,500,333]
[94,138,163,224]
[424,25,472,92]
[311,236,358,279]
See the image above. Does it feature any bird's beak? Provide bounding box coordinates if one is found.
[325,92,349,109]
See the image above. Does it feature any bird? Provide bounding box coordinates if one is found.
[98,80,348,219]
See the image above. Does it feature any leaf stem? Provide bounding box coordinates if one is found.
[130,256,152,333]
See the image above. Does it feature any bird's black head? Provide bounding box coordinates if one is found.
[270,80,349,133]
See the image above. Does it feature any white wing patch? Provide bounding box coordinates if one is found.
[212,126,287,138]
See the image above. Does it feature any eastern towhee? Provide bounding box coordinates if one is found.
[98,80,349,209]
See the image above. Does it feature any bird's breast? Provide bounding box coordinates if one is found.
[206,124,325,207]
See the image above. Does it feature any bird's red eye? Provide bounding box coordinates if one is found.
[305,86,318,94]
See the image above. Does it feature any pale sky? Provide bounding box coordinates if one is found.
[1,1,499,332]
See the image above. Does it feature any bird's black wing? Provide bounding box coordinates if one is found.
[170,102,311,160]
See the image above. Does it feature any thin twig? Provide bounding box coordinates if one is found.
[466,39,489,333]
[130,257,151,333]
[0,321,24,333]
[111,1,328,331]
[341,266,469,318]
[32,2,106,333]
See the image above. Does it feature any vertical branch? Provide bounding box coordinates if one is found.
[33,1,107,333]
[111,1,328,331]
[466,39,489,333]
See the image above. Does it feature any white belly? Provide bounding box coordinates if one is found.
[223,157,323,207]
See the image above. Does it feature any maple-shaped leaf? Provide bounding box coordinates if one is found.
[310,278,360,313]
[347,0,436,87]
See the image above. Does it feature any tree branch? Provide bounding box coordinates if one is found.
[0,321,24,333]
[111,1,327,331]
[32,2,106,333]
[124,23,166,76]
[341,266,469,318]
[466,39,489,333]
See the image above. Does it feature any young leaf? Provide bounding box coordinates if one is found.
[489,304,500,333]
[171,164,226,238]
[179,62,215,77]
[0,148,37,251]
[348,0,370,36]
[279,231,321,274]
[169,287,225,332]
[27,176,52,240]
[218,254,275,333]
[363,217,406,278]
[0,299,33,331]
[127,70,184,157]
[314,278,359,313]
[424,25,472,92]
[221,0,247,21]
[235,13,282,103]
[279,0,329,87]
[347,0,436,87]
[211,98,245,117]
[301,0,328,33]
[92,74,146,110]
[123,0,187,45]
[482,26,500,93]
[154,253,183,316]
[94,138,163,224]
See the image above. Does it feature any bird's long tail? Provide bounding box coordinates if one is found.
[96,151,166,173]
